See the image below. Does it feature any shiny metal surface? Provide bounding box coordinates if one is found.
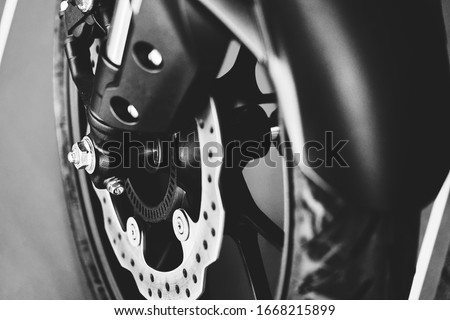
[68,136,96,174]
[105,0,132,66]
[94,99,226,299]
[75,0,94,13]
[105,177,125,196]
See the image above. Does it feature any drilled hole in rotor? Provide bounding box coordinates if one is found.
[196,254,201,263]
[150,274,154,282]
[211,228,216,237]
[175,285,180,294]
[113,238,116,245]
[183,269,187,278]
[165,283,170,291]
[212,202,216,210]
[186,289,191,298]
[107,217,111,225]
[203,240,208,250]
[193,274,197,283]
[148,288,152,297]
[208,175,212,183]
[110,96,139,125]
[139,273,143,282]
[103,197,107,204]
[118,233,122,240]
[158,289,162,298]
[121,252,125,259]
[133,41,164,73]
[198,120,204,129]
[210,127,214,134]
[203,212,208,220]
[131,259,135,267]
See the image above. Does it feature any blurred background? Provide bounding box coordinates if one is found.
[0,0,91,299]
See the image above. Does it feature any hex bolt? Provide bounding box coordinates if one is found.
[105,177,125,196]
[126,217,141,247]
[172,209,190,242]
[67,136,96,174]
[148,49,163,67]
[67,151,79,165]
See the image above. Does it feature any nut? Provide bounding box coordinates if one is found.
[105,177,125,196]
[68,136,96,174]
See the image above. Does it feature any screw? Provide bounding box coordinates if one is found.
[271,126,280,141]
[176,217,184,234]
[67,151,79,164]
[106,178,125,196]
[126,217,141,247]
[148,49,163,67]
[172,209,190,242]
[67,136,96,174]
[60,0,69,12]
[127,105,139,119]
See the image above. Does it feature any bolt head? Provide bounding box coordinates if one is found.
[67,151,78,164]
[148,49,163,67]
[172,209,190,242]
[113,186,125,195]
[127,105,139,119]
[68,136,96,174]
[106,178,124,196]
[60,1,69,12]
[126,217,141,247]
[270,126,280,141]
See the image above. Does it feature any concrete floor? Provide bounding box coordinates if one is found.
[0,0,91,299]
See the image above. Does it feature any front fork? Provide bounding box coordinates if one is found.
[61,0,230,192]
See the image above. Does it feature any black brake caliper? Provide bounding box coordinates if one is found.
[60,0,111,105]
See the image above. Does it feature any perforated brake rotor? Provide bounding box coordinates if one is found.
[93,99,226,299]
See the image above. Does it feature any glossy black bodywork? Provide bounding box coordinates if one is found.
[90,0,229,133]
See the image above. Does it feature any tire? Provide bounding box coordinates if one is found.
[53,3,138,298]
[53,0,428,300]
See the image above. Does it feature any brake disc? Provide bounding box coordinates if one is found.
[94,99,225,299]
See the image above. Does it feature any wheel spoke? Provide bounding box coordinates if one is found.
[257,93,277,105]
[221,170,284,250]
[195,0,266,62]
[245,204,284,251]
[214,46,262,109]
[235,228,272,299]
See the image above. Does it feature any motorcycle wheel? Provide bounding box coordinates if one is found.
[53,0,421,299]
